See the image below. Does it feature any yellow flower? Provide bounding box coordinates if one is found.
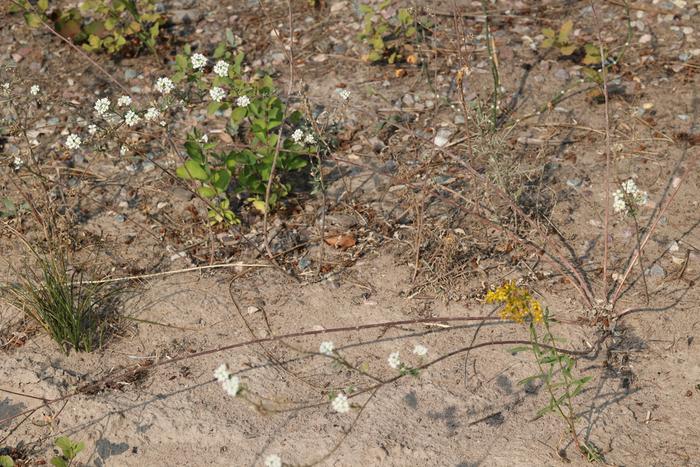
[485,281,543,324]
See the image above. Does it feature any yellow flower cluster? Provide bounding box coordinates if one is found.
[485,281,544,324]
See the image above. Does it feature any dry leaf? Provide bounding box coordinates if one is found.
[324,234,356,249]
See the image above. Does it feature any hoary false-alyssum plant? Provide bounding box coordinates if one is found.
[172,40,316,224]
[358,1,428,63]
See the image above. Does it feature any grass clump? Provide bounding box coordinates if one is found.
[4,247,117,354]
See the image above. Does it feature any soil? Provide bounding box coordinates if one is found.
[1,0,699,466]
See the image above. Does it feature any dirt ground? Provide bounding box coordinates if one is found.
[1,0,699,466]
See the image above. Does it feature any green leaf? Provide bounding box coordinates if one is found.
[24,12,42,28]
[197,186,217,198]
[230,105,247,124]
[0,455,15,467]
[558,20,573,44]
[517,374,545,385]
[542,27,555,38]
[541,38,554,49]
[211,169,231,192]
[508,346,532,354]
[184,141,204,162]
[559,44,577,56]
[213,42,227,59]
[207,101,222,115]
[50,458,67,467]
[38,0,49,12]
[176,160,208,181]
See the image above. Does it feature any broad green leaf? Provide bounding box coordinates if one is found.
[207,101,222,115]
[0,455,15,467]
[542,27,555,38]
[24,12,42,28]
[559,44,577,55]
[176,160,208,181]
[184,141,204,162]
[211,169,231,192]
[230,105,247,124]
[541,38,554,49]
[197,186,217,198]
[558,20,573,43]
[38,0,49,12]
[50,458,67,467]
[251,199,268,213]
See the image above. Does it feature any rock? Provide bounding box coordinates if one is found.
[434,128,452,147]
[554,68,569,80]
[402,94,414,106]
[454,115,465,124]
[567,178,582,189]
[172,187,194,201]
[646,264,665,278]
[330,1,348,13]
[269,52,286,65]
[639,34,652,44]
[124,69,140,80]
[170,9,203,25]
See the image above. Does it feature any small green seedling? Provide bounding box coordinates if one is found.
[358,1,427,63]
[50,436,84,467]
[541,20,576,56]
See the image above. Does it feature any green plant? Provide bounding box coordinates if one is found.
[0,455,14,467]
[5,245,118,354]
[50,436,84,467]
[11,0,164,55]
[173,41,314,224]
[541,20,577,56]
[358,1,425,63]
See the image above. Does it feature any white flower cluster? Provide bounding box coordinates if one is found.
[2,82,9,94]
[124,110,141,127]
[94,98,110,116]
[191,53,207,70]
[65,134,82,150]
[117,95,132,107]
[155,77,175,95]
[388,351,401,369]
[412,344,428,357]
[613,179,648,215]
[236,95,250,107]
[319,341,334,356]
[145,107,160,121]
[214,363,240,397]
[264,454,282,467]
[291,129,316,145]
[214,60,230,78]
[331,393,350,413]
[13,156,24,170]
[210,86,226,102]
[338,88,351,100]
[30,84,40,96]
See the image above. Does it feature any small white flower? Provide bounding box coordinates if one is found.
[264,454,282,467]
[155,77,175,95]
[213,60,230,77]
[190,53,207,70]
[209,86,226,102]
[213,363,230,383]
[2,82,9,94]
[88,124,98,135]
[65,134,82,150]
[120,145,129,156]
[388,351,401,369]
[199,134,208,143]
[222,375,240,397]
[13,156,23,170]
[613,178,648,215]
[304,133,316,145]
[144,107,160,121]
[291,129,304,143]
[124,110,141,127]
[236,95,250,107]
[30,85,39,96]
[412,344,428,357]
[117,95,132,107]
[331,393,350,413]
[94,98,110,116]
[319,341,334,356]
[159,120,167,127]
[338,88,351,100]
